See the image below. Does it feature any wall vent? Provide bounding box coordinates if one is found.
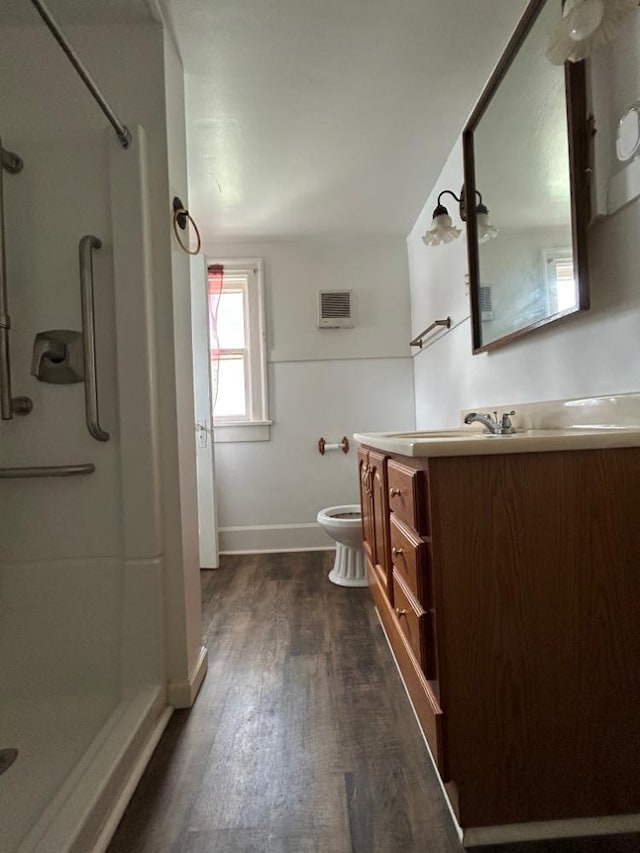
[480,285,494,321]
[317,290,353,328]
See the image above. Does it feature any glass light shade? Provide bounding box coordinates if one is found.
[422,213,461,246]
[477,212,499,244]
[568,0,604,40]
[546,0,638,65]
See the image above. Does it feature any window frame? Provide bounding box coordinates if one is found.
[208,258,271,443]
[542,247,576,317]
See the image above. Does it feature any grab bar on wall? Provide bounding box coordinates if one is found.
[79,235,110,442]
[29,0,132,149]
[409,317,452,349]
[0,142,32,420]
[0,464,95,479]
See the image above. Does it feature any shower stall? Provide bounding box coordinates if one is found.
[0,8,193,851]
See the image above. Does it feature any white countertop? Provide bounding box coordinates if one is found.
[353,426,640,457]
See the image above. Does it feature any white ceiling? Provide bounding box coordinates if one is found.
[162,0,530,240]
[3,0,530,241]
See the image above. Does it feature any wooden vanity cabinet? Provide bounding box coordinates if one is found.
[358,448,392,601]
[362,452,445,773]
[359,444,640,836]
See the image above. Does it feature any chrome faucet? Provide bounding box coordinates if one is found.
[463,410,516,435]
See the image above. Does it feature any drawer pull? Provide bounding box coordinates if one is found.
[361,463,373,496]
[392,547,404,557]
[395,608,408,618]
[389,487,401,497]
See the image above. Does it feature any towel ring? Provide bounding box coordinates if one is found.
[172,196,202,256]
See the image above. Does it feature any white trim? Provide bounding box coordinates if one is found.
[221,522,332,531]
[17,687,168,853]
[221,546,333,555]
[269,354,413,365]
[191,255,220,569]
[214,419,273,426]
[89,706,173,853]
[167,644,208,709]
[214,421,271,443]
[463,814,640,847]
[205,258,260,272]
[218,522,334,553]
[208,258,270,437]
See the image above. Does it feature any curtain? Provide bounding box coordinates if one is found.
[207,264,224,411]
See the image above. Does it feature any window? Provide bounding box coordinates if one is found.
[543,248,577,316]
[208,260,270,442]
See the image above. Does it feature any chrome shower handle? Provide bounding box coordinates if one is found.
[79,235,109,442]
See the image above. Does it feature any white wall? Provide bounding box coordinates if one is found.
[200,238,415,552]
[407,35,640,429]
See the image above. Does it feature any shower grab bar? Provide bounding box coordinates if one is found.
[0,464,95,479]
[29,0,132,150]
[79,235,110,442]
[0,141,32,420]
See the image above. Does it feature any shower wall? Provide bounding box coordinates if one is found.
[0,128,122,852]
[0,19,196,852]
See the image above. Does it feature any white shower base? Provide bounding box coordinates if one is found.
[0,553,166,852]
[2,692,116,852]
[5,686,168,853]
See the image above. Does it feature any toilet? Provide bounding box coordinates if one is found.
[316,505,367,587]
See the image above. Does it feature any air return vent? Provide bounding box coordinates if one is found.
[317,290,353,328]
[479,285,494,321]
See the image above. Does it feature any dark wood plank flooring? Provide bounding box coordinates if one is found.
[107,552,640,853]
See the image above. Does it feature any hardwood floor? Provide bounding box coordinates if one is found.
[107,552,640,853]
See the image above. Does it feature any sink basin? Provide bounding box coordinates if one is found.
[353,426,640,458]
[389,429,489,439]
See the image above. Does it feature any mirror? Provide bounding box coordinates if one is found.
[463,0,590,353]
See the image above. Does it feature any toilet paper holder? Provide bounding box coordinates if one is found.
[318,436,349,455]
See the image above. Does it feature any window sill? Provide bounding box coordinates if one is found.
[213,420,272,443]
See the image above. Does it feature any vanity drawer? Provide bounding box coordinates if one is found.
[387,460,429,534]
[390,513,432,607]
[393,570,428,669]
[368,562,445,775]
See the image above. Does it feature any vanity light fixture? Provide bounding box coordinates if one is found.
[476,200,500,244]
[422,191,462,246]
[546,0,638,65]
[422,188,499,247]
